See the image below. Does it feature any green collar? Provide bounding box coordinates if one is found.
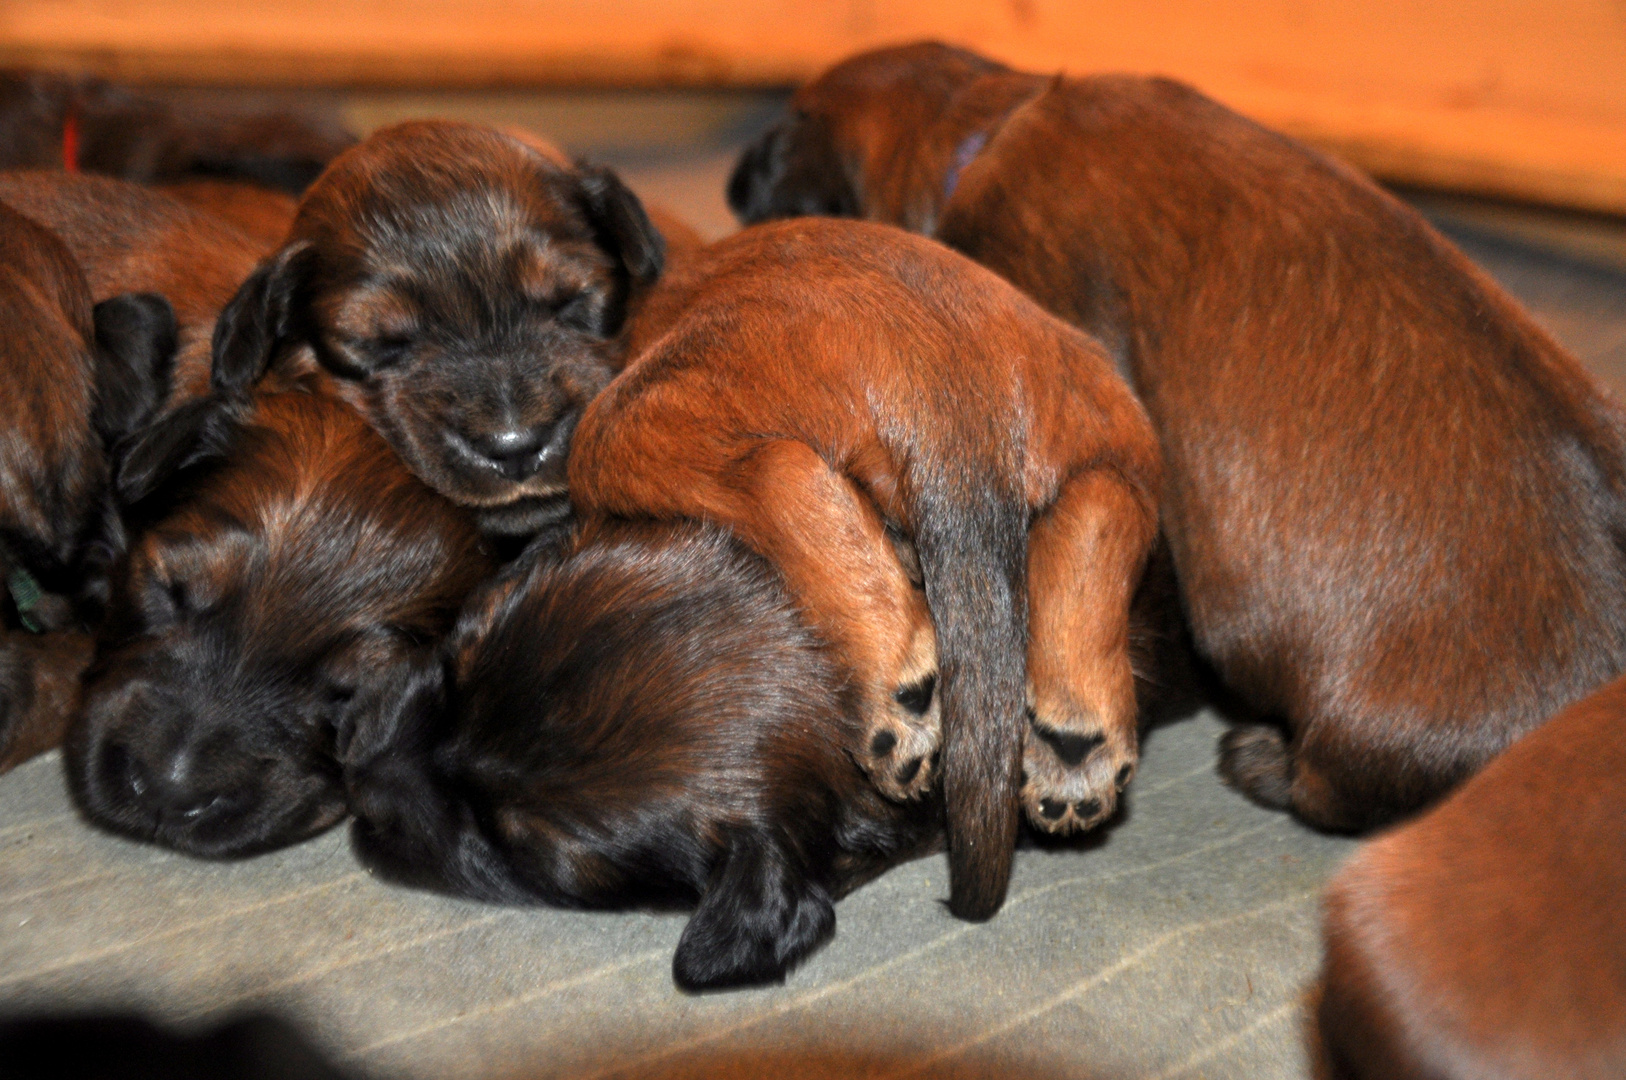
[7,567,46,633]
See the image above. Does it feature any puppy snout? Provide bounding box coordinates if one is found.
[461,418,572,486]
[102,734,245,826]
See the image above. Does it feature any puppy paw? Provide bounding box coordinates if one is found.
[1217,724,1293,810]
[1021,703,1136,834]
[860,673,940,801]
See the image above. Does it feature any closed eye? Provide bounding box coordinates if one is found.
[370,334,415,368]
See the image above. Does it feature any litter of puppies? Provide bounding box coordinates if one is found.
[0,47,1619,1075]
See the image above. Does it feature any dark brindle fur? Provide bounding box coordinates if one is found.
[0,202,174,770]
[65,386,493,856]
[1318,673,1626,1079]
[565,219,1160,919]
[0,68,354,192]
[210,120,667,537]
[349,520,944,991]
[0,170,285,410]
[730,42,1626,831]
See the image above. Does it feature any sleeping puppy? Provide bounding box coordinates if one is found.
[349,519,944,991]
[0,68,354,192]
[65,385,493,856]
[561,218,1161,920]
[0,202,175,770]
[0,170,285,409]
[730,42,1626,831]
[1317,672,1626,1080]
[208,120,667,537]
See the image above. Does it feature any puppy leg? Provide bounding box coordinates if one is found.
[1023,471,1154,833]
[701,440,940,800]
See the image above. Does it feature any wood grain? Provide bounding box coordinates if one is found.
[3,0,1624,212]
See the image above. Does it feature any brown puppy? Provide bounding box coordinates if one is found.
[567,218,1161,919]
[349,517,945,991]
[0,170,280,409]
[730,42,1626,831]
[156,179,298,249]
[0,68,355,192]
[66,386,493,856]
[1317,672,1626,1080]
[210,120,667,537]
[0,202,175,770]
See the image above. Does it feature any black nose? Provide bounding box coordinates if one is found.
[108,738,234,823]
[465,426,551,482]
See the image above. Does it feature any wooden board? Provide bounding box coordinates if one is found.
[4,0,1625,213]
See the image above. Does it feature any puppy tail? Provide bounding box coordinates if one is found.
[914,489,1027,920]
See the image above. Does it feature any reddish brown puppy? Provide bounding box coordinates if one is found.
[210,120,666,538]
[1318,672,1626,1080]
[567,218,1161,919]
[730,42,1626,832]
[0,170,283,408]
[0,202,174,771]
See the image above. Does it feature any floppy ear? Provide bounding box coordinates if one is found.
[91,292,178,447]
[727,113,860,224]
[112,395,242,507]
[574,164,665,288]
[210,240,315,395]
[672,831,836,992]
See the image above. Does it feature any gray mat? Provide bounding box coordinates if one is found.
[4,93,1626,1079]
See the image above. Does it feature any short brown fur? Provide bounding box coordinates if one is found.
[730,42,1626,830]
[0,170,280,409]
[1318,673,1626,1079]
[571,218,1161,917]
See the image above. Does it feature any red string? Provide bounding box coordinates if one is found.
[62,106,80,173]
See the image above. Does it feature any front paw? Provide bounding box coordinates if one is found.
[1021,703,1136,834]
[858,674,940,801]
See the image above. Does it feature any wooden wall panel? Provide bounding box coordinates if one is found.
[3,1,1624,213]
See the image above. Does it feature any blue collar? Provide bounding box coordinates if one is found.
[942,130,989,203]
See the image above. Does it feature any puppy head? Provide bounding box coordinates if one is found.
[728,42,1008,227]
[66,390,492,857]
[348,519,941,990]
[0,203,175,629]
[212,120,665,535]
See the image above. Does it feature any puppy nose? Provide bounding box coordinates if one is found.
[112,739,231,821]
[466,426,549,482]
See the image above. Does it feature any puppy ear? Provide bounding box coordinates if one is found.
[727,114,859,224]
[211,241,315,396]
[574,164,665,288]
[672,831,835,992]
[91,292,178,447]
[112,395,241,507]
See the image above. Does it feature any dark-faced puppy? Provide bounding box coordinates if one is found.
[0,170,281,409]
[0,68,355,192]
[66,389,493,856]
[349,519,943,991]
[210,120,666,537]
[566,219,1161,920]
[733,42,1626,831]
[0,202,174,769]
[1317,672,1626,1080]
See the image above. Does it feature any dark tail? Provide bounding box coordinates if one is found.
[914,488,1028,920]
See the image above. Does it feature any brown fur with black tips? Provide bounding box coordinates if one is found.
[65,387,493,857]
[567,217,1161,920]
[730,42,1626,832]
[0,201,175,771]
[207,120,669,539]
